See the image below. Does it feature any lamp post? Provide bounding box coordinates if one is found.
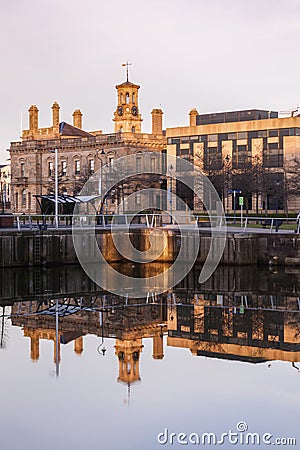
[168,164,174,225]
[50,148,59,229]
[54,148,58,229]
[223,154,230,212]
[275,176,281,217]
[97,150,105,197]
[97,150,106,218]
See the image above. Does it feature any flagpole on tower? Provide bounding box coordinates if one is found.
[122,61,132,81]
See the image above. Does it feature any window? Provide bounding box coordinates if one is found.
[132,126,135,133]
[228,133,237,140]
[180,148,189,155]
[208,134,218,142]
[132,93,135,103]
[120,93,123,103]
[89,159,95,174]
[126,93,130,104]
[268,142,279,150]
[20,162,25,177]
[108,156,114,172]
[237,132,247,139]
[22,189,26,207]
[135,191,141,205]
[181,136,190,143]
[136,156,142,172]
[15,192,18,210]
[269,129,278,137]
[48,161,54,177]
[28,192,31,211]
[62,161,67,176]
[150,158,156,172]
[75,160,80,175]
[258,130,267,138]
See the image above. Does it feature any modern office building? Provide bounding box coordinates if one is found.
[167,108,300,214]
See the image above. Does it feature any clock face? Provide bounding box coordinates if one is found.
[117,106,124,116]
[131,106,138,116]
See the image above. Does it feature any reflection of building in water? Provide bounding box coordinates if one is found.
[168,297,300,363]
[9,286,300,384]
[114,328,164,386]
[115,338,143,384]
[24,328,83,362]
[11,298,167,382]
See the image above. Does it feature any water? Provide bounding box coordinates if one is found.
[0,264,299,449]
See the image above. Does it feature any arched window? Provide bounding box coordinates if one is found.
[119,126,123,132]
[120,93,123,103]
[132,92,135,103]
[132,126,135,133]
[28,192,31,211]
[20,162,25,177]
[22,189,26,208]
[126,93,130,104]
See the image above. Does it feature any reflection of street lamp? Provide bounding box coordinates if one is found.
[168,164,174,224]
[97,309,107,356]
[55,298,59,377]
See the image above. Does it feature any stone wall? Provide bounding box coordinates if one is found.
[0,229,299,268]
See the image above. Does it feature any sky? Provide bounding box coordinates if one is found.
[1,0,300,163]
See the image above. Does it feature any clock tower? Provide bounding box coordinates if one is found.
[113,75,143,133]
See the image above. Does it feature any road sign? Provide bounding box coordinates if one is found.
[228,189,242,194]
[239,196,244,206]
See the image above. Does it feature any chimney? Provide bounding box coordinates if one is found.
[28,105,39,130]
[189,108,199,127]
[72,109,82,129]
[52,102,60,128]
[151,108,163,135]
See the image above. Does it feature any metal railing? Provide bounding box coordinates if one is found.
[0,213,298,233]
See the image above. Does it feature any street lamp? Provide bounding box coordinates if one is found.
[168,164,174,225]
[50,148,59,229]
[275,176,281,217]
[222,154,231,212]
[97,149,105,197]
[97,150,106,219]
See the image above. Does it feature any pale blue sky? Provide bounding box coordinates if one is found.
[1,0,300,162]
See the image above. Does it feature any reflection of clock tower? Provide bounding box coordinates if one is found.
[113,78,143,133]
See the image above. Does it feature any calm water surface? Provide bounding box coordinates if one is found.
[0,264,299,450]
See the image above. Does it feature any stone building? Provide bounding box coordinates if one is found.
[0,164,11,211]
[9,77,166,214]
[167,108,300,214]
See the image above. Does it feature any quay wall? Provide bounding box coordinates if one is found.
[0,228,299,268]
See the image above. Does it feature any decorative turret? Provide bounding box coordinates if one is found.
[113,65,143,133]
